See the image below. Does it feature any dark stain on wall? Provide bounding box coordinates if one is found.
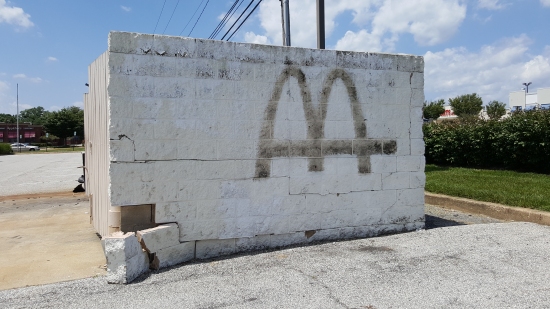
[255,66,397,178]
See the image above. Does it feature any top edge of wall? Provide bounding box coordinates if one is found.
[107,31,423,72]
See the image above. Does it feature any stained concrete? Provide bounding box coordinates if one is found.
[0,194,106,290]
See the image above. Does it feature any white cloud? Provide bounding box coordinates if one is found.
[73,101,84,109]
[13,73,42,83]
[478,0,510,10]
[244,32,270,45]
[47,56,58,62]
[121,6,131,12]
[541,0,550,7]
[0,0,33,28]
[335,30,383,52]
[248,0,466,52]
[424,35,550,105]
[371,0,467,48]
[48,105,61,112]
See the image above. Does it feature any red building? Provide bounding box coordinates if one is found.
[0,123,44,144]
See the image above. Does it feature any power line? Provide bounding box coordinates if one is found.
[188,0,210,37]
[162,0,181,34]
[227,0,263,41]
[218,0,246,38]
[153,0,167,34]
[209,0,240,39]
[221,0,255,41]
[179,0,206,36]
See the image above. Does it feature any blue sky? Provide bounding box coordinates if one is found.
[1,0,549,115]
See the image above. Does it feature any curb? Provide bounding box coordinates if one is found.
[425,192,550,226]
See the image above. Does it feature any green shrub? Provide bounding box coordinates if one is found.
[0,143,13,155]
[424,110,550,173]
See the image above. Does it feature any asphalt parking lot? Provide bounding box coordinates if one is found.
[0,152,83,196]
[1,220,549,309]
[1,153,549,308]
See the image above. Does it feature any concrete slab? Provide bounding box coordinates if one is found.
[0,152,83,196]
[0,194,106,290]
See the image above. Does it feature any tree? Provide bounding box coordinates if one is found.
[486,100,506,120]
[423,99,445,120]
[44,107,84,145]
[0,113,16,123]
[449,93,483,118]
[20,106,50,125]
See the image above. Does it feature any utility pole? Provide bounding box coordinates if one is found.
[280,0,285,45]
[281,0,291,46]
[316,0,325,49]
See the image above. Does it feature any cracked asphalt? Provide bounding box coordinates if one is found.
[1,218,549,309]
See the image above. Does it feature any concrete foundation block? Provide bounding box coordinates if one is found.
[235,235,271,252]
[102,232,150,284]
[137,223,180,253]
[151,241,195,269]
[196,238,236,259]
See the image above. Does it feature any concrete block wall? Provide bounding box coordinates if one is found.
[99,31,424,264]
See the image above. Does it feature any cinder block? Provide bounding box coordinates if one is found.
[110,139,134,162]
[370,155,397,173]
[155,201,197,223]
[151,241,195,269]
[109,118,155,141]
[397,155,424,172]
[306,228,341,243]
[410,171,426,188]
[102,232,149,284]
[379,204,425,225]
[195,238,236,259]
[217,140,255,159]
[287,213,321,232]
[270,232,307,248]
[177,139,217,160]
[410,139,425,156]
[137,223,180,253]
[396,188,425,207]
[382,172,410,190]
[235,235,271,252]
[320,209,356,229]
[134,139,177,161]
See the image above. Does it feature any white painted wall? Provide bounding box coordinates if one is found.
[90,31,425,255]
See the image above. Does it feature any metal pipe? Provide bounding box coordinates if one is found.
[316,0,325,49]
[282,0,291,46]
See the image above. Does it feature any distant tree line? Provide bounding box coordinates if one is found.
[423,93,507,120]
[0,106,84,145]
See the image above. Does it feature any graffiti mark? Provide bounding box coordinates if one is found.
[255,66,397,178]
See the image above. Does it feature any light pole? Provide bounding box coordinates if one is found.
[523,82,532,111]
[16,83,20,152]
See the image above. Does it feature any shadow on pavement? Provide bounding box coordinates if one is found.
[425,214,466,229]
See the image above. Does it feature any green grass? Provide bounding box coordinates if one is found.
[425,164,550,212]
